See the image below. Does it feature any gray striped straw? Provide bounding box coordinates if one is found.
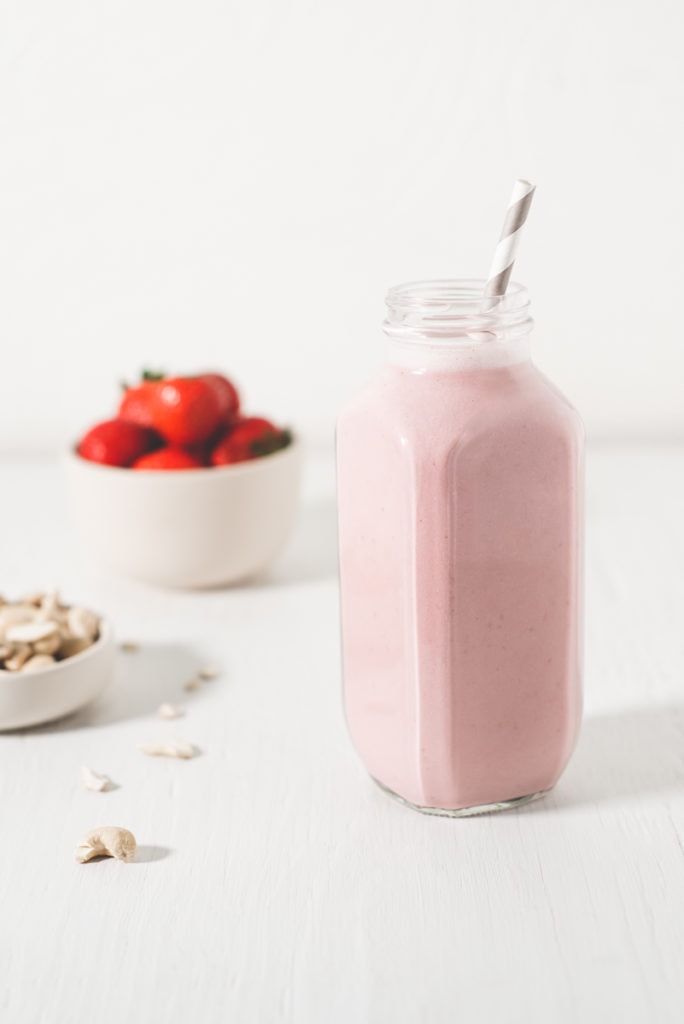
[483,179,536,301]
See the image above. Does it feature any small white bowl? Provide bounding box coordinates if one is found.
[0,619,115,731]
[64,439,302,588]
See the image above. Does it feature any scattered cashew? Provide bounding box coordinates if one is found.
[183,666,218,691]
[75,826,137,863]
[198,666,219,681]
[119,641,140,653]
[81,765,113,792]
[138,737,197,759]
[158,703,184,720]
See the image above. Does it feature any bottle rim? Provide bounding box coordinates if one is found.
[384,279,532,340]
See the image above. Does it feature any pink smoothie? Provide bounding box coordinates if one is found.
[337,309,583,813]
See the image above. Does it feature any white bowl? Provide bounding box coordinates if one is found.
[0,619,115,731]
[64,439,302,588]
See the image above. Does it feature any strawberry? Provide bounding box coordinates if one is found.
[118,371,164,429]
[150,377,223,446]
[181,442,212,466]
[199,373,240,425]
[211,417,291,466]
[78,419,159,467]
[132,447,204,471]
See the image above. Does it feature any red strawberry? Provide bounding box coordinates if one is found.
[132,447,204,471]
[150,377,222,446]
[78,419,159,467]
[211,417,291,466]
[181,442,212,466]
[118,372,164,428]
[199,373,240,424]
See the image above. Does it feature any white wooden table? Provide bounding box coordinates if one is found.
[1,443,683,1024]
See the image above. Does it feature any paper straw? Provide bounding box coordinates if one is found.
[483,179,536,301]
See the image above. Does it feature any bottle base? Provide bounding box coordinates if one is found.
[372,777,550,817]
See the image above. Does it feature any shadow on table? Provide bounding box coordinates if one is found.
[79,846,172,864]
[529,704,684,811]
[134,845,172,863]
[30,643,205,733]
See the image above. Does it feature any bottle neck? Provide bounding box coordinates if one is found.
[383,278,533,372]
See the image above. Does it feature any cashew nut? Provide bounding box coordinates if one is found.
[5,620,59,645]
[198,665,219,680]
[0,594,101,671]
[75,826,137,863]
[67,607,99,641]
[59,636,92,659]
[5,644,31,671]
[81,765,113,792]
[33,632,62,656]
[38,590,62,619]
[138,737,197,759]
[22,654,56,672]
[0,605,37,628]
[157,703,184,720]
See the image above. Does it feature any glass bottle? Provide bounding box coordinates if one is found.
[337,280,584,815]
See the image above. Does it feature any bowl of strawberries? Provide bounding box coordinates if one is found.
[65,371,301,588]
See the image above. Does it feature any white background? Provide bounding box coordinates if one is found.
[1,0,683,449]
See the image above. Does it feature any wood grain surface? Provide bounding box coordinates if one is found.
[0,444,683,1024]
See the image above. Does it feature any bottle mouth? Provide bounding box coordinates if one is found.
[384,279,532,340]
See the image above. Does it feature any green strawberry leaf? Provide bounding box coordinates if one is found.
[250,428,293,458]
